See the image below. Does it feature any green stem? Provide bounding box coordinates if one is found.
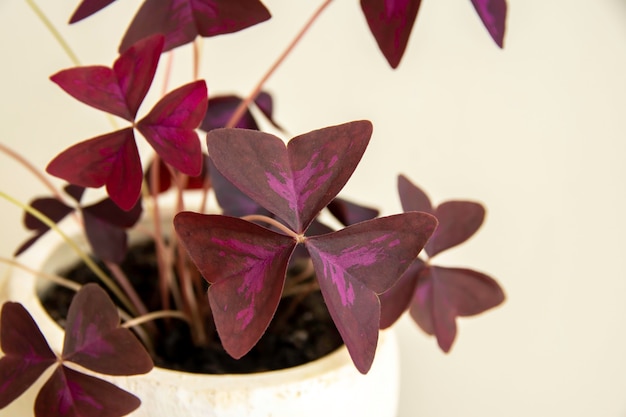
[25,0,81,66]
[0,191,137,315]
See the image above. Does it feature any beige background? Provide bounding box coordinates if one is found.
[1,0,626,416]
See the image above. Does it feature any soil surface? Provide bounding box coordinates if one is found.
[40,240,344,374]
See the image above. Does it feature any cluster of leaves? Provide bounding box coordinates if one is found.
[0,284,153,417]
[68,0,506,68]
[0,1,507,416]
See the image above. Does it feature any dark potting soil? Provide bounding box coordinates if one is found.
[40,240,344,374]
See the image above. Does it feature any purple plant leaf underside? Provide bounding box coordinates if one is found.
[410,265,505,352]
[119,0,272,53]
[304,212,437,373]
[174,213,296,359]
[206,120,373,233]
[470,0,507,48]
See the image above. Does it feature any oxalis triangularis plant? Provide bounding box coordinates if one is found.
[0,1,507,416]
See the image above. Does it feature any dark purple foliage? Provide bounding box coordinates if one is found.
[360,0,506,68]
[119,0,272,53]
[200,92,282,132]
[69,0,118,24]
[47,35,207,210]
[379,175,505,351]
[175,122,437,373]
[0,285,153,417]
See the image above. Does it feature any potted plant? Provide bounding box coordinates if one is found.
[0,1,506,416]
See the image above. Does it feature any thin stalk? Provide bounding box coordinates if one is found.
[122,309,189,329]
[25,0,80,66]
[225,0,334,129]
[25,0,118,130]
[0,257,81,292]
[241,214,299,239]
[0,142,64,202]
[0,191,137,315]
[199,0,334,213]
[104,261,150,317]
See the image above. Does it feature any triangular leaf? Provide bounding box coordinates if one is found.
[327,197,379,227]
[409,265,505,352]
[82,211,128,264]
[69,0,118,23]
[35,365,141,417]
[305,212,437,373]
[62,284,153,376]
[136,80,207,177]
[200,95,260,131]
[206,120,373,233]
[119,0,272,53]
[46,128,143,211]
[426,201,485,257]
[360,0,423,68]
[174,212,296,359]
[378,258,425,329]
[14,197,75,256]
[470,0,507,48]
[0,302,57,409]
[398,174,432,214]
[50,35,163,121]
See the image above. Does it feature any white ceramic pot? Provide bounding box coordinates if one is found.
[0,215,400,417]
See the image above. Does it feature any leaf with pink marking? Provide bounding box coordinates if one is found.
[62,284,153,375]
[0,302,57,409]
[304,212,437,373]
[409,265,505,352]
[360,0,423,68]
[136,80,207,177]
[174,212,297,359]
[34,365,141,417]
[119,0,272,53]
[470,0,507,48]
[46,128,142,211]
[50,35,164,121]
[69,0,118,23]
[206,120,373,233]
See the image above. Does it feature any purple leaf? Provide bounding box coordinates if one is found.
[398,174,432,214]
[80,193,142,261]
[62,284,153,375]
[206,120,373,233]
[63,185,86,203]
[378,258,425,329]
[426,201,485,257]
[0,303,57,409]
[174,213,297,359]
[470,0,507,48]
[119,0,272,53]
[360,0,423,68]
[327,197,379,227]
[14,197,75,256]
[46,128,143,211]
[50,35,164,121]
[35,366,141,417]
[254,92,284,131]
[208,157,271,218]
[145,154,211,194]
[398,174,485,257]
[136,80,207,177]
[409,265,505,352]
[69,0,118,23]
[200,95,260,131]
[304,212,437,373]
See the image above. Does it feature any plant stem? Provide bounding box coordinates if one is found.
[0,257,81,292]
[0,142,65,202]
[225,0,334,129]
[241,214,299,239]
[0,191,137,315]
[198,0,334,213]
[122,309,189,329]
[25,0,81,66]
